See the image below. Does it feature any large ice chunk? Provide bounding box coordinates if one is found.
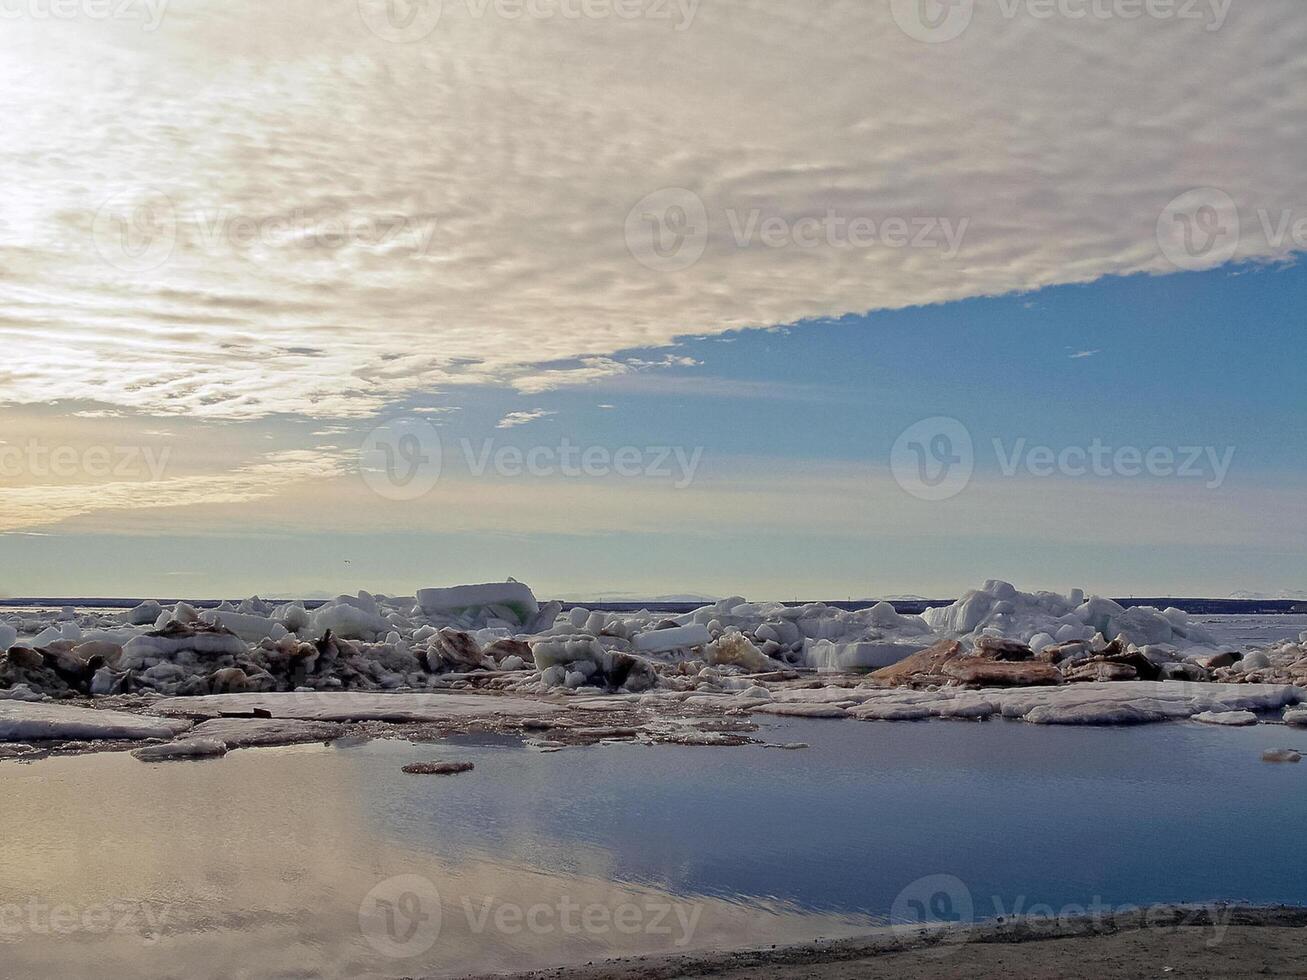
[417,582,539,625]
[202,611,285,643]
[311,598,389,640]
[922,581,1218,650]
[804,639,929,672]
[634,624,711,654]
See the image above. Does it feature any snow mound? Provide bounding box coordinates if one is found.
[923,580,1218,652]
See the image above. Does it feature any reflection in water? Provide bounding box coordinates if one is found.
[0,739,875,979]
[2,717,1306,979]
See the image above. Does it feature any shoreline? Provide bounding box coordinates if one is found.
[463,905,1307,980]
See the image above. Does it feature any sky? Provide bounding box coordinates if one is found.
[0,0,1304,600]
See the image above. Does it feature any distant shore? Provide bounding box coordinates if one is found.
[3,597,1305,616]
[468,905,1307,980]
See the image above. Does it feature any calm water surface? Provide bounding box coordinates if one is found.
[1,716,1305,978]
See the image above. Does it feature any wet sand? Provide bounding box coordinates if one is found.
[470,906,1307,980]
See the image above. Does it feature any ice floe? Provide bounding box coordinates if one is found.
[830,681,1303,727]
[131,738,228,762]
[3,579,1305,749]
[0,701,188,741]
[150,691,565,723]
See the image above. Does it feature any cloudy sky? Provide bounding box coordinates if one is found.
[0,0,1303,599]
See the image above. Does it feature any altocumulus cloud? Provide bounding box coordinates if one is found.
[0,0,1303,420]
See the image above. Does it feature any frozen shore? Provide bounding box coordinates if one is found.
[463,905,1307,980]
[2,579,1306,758]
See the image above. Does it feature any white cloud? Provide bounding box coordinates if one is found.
[0,450,347,532]
[0,1,1303,420]
[1068,349,1102,359]
[496,409,557,429]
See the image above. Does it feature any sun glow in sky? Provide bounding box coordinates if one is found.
[0,0,1304,599]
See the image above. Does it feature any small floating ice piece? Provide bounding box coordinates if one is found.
[132,738,228,762]
[402,761,474,775]
[1024,702,1164,726]
[853,703,934,721]
[750,703,850,719]
[1283,707,1307,728]
[938,699,996,720]
[1192,710,1259,726]
[187,717,343,748]
[1262,748,1302,763]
